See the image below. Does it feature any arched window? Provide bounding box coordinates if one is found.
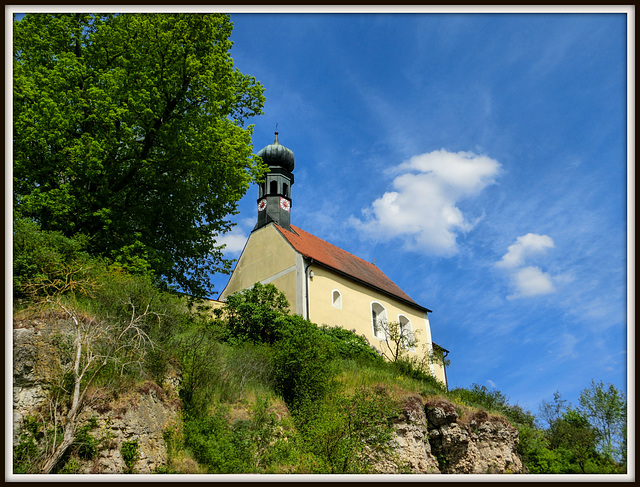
[332,290,342,309]
[259,182,266,198]
[269,180,278,195]
[371,302,387,339]
[398,315,414,350]
[283,183,289,197]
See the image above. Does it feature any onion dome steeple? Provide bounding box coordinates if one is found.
[256,132,295,172]
[254,131,295,232]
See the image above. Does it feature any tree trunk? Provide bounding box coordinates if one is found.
[41,422,76,474]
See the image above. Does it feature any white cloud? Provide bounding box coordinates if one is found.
[497,233,557,300]
[216,228,249,256]
[350,149,501,255]
[507,266,556,300]
[497,233,555,268]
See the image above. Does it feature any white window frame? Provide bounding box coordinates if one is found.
[371,301,387,340]
[332,289,342,309]
[398,314,415,351]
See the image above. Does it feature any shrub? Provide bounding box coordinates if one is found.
[448,383,510,413]
[318,325,383,364]
[13,415,47,474]
[272,315,337,413]
[73,417,99,460]
[121,439,140,473]
[174,325,225,413]
[13,217,94,300]
[448,383,536,429]
[184,405,249,473]
[224,282,290,345]
[298,386,401,473]
[183,397,301,474]
[219,342,274,402]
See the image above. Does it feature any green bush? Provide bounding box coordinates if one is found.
[219,342,274,402]
[174,322,225,413]
[448,383,537,430]
[12,217,94,300]
[13,416,46,474]
[318,325,383,364]
[298,386,401,473]
[175,329,276,411]
[183,396,301,474]
[272,315,337,413]
[224,282,290,345]
[184,406,249,473]
[121,439,140,473]
[449,383,510,413]
[72,417,99,460]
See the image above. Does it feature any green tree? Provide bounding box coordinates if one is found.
[548,409,600,473]
[578,380,626,463]
[224,282,290,345]
[13,13,266,296]
[537,391,568,429]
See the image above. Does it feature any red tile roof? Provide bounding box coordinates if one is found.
[275,224,432,313]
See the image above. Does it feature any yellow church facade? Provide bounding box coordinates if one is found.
[218,133,448,387]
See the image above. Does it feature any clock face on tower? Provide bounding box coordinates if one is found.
[257,199,267,212]
[279,197,291,212]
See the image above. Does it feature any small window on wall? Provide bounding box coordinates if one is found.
[371,302,387,339]
[398,315,414,350]
[332,290,342,309]
[269,180,278,195]
[283,183,289,197]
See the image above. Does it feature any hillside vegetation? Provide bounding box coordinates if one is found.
[12,220,626,474]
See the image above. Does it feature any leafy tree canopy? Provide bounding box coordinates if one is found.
[224,282,290,344]
[578,380,627,463]
[13,13,266,297]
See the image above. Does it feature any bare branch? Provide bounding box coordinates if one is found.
[35,282,158,473]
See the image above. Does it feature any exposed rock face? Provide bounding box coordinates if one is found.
[13,321,180,474]
[382,396,525,474]
[424,399,525,474]
[76,385,180,474]
[381,395,441,473]
[13,323,62,443]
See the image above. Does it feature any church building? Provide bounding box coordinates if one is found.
[219,133,448,386]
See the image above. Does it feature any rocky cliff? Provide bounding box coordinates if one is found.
[376,395,525,474]
[13,320,524,475]
[13,319,181,474]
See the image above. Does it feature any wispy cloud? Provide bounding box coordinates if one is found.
[496,233,557,299]
[350,149,501,255]
[549,332,579,360]
[496,233,555,269]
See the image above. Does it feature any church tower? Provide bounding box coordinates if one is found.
[254,132,295,232]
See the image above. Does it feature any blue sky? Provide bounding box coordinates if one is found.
[210,9,631,415]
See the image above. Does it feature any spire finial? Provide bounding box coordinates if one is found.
[274,123,279,144]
